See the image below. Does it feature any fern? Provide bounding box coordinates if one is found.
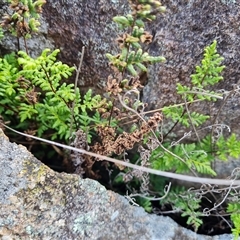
[191,40,225,88]
[0,53,21,116]
[151,136,216,176]
[18,49,75,88]
[175,192,203,232]
[227,202,240,240]
[0,48,109,141]
[149,40,240,236]
[136,197,152,213]
[162,105,209,127]
[106,1,166,77]
[160,188,203,232]
[216,134,240,160]
[165,40,225,132]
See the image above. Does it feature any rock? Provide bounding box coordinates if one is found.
[143,0,240,135]
[0,128,236,239]
[41,0,130,92]
[40,0,240,139]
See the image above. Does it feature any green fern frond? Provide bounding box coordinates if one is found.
[191,40,225,88]
[227,203,240,240]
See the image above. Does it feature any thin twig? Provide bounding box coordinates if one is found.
[184,90,223,99]
[118,98,205,123]
[184,95,201,143]
[203,180,234,216]
[210,87,237,141]
[70,46,85,138]
[1,123,240,185]
[129,182,171,201]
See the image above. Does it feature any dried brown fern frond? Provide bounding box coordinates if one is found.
[91,112,162,167]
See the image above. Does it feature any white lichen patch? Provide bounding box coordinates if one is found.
[221,0,236,4]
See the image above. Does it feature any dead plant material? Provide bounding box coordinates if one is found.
[24,129,37,141]
[70,130,101,179]
[91,112,162,169]
[116,33,128,48]
[4,123,240,186]
[25,87,38,105]
[107,75,123,96]
[128,76,144,89]
[17,76,32,89]
[140,31,153,44]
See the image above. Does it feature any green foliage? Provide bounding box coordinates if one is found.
[0,49,107,141]
[171,191,203,231]
[148,40,240,233]
[106,0,166,77]
[217,133,240,160]
[151,41,226,177]
[165,41,225,129]
[132,39,240,235]
[0,53,20,115]
[191,40,225,87]
[158,186,203,232]
[227,202,240,240]
[136,197,152,213]
[151,136,216,176]
[162,105,209,127]
[1,0,46,39]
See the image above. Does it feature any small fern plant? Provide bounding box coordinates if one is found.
[1,0,46,52]
[151,40,226,178]
[0,49,108,141]
[163,40,224,130]
[227,202,240,240]
[104,1,240,234]
[144,40,240,233]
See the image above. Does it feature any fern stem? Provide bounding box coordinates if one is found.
[40,63,78,129]
[70,46,85,137]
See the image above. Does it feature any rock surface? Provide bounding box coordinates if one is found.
[143,0,240,137]
[41,0,130,92]
[40,0,240,138]
[0,128,237,240]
